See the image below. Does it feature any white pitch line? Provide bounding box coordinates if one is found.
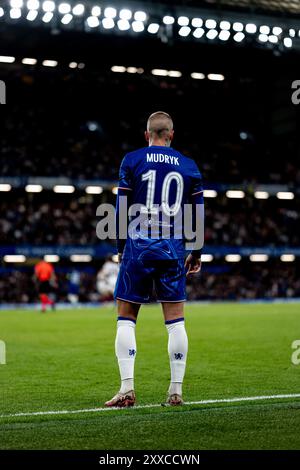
[1,393,300,420]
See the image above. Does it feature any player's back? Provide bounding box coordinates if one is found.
[119,145,203,261]
[35,261,54,282]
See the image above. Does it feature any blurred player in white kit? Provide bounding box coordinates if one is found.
[97,256,120,301]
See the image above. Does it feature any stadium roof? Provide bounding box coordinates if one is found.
[163,0,300,17]
[0,0,300,69]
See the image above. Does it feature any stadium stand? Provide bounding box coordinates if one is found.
[0,193,299,247]
[0,0,299,304]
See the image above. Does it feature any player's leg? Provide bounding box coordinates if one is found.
[105,258,153,407]
[155,260,188,405]
[47,281,56,310]
[40,281,55,311]
[45,294,55,308]
[162,302,188,405]
[116,300,140,396]
[39,281,50,312]
[105,300,140,407]
[39,293,48,312]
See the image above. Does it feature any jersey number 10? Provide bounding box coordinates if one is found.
[141,170,184,217]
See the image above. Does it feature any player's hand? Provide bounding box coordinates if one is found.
[185,254,201,276]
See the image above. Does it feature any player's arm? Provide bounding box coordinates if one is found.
[185,164,205,276]
[116,154,133,262]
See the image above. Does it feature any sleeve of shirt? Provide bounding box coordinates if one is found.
[190,162,204,257]
[116,155,133,254]
[118,154,133,190]
[190,162,204,200]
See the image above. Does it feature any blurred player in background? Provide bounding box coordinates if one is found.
[105,111,204,408]
[97,256,119,301]
[34,259,57,312]
[67,270,81,305]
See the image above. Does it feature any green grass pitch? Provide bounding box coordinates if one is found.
[0,303,300,450]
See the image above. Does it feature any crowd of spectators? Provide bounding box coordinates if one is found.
[0,269,97,304]
[186,262,300,300]
[0,68,299,302]
[0,68,299,185]
[205,197,300,247]
[0,261,299,304]
[0,193,298,247]
[0,194,98,245]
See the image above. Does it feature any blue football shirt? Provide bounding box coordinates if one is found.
[116,145,204,261]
